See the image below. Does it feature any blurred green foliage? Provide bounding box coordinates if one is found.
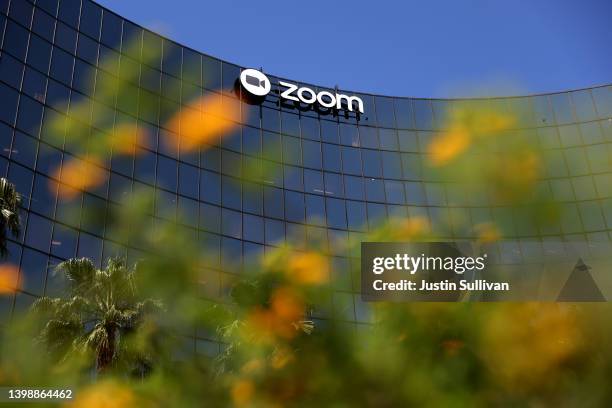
[0,37,610,408]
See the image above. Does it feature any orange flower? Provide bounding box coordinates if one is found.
[231,379,255,407]
[245,287,305,342]
[110,123,148,155]
[53,158,107,199]
[270,287,304,322]
[165,92,241,151]
[428,126,471,166]
[0,264,19,294]
[287,252,329,285]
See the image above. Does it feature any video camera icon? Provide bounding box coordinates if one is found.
[245,75,266,88]
[240,69,271,97]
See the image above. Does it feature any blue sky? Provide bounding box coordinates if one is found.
[97,0,612,98]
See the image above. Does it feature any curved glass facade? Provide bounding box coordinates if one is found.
[1,0,611,353]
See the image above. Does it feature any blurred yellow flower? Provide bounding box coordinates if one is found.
[241,358,264,375]
[473,111,515,133]
[246,287,305,342]
[482,304,580,391]
[428,126,471,166]
[491,150,540,202]
[287,252,329,285]
[70,381,136,408]
[270,287,305,323]
[0,264,20,294]
[110,123,148,155]
[53,158,107,199]
[165,92,242,151]
[474,222,501,243]
[231,379,255,407]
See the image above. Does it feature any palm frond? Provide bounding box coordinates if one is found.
[0,177,21,258]
[56,258,97,295]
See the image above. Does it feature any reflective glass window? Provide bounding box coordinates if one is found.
[25,213,52,251]
[263,186,284,218]
[405,182,427,205]
[281,112,300,137]
[320,120,338,144]
[4,20,29,60]
[77,33,99,65]
[20,248,46,295]
[178,162,199,199]
[365,178,385,202]
[379,129,398,150]
[381,151,401,179]
[301,116,319,140]
[199,203,220,233]
[374,96,395,128]
[79,1,102,39]
[222,208,242,239]
[339,123,359,147]
[264,219,284,245]
[243,214,264,243]
[51,224,78,259]
[344,175,364,200]
[532,95,554,125]
[100,10,122,49]
[282,135,301,165]
[22,67,46,101]
[358,126,378,149]
[37,0,59,16]
[394,98,414,129]
[304,169,323,194]
[592,86,612,118]
[341,146,361,175]
[302,139,321,169]
[572,90,597,122]
[322,143,341,172]
[54,21,77,53]
[156,155,177,192]
[324,172,343,196]
[361,149,381,178]
[9,0,33,27]
[0,82,19,125]
[385,180,405,204]
[326,197,346,229]
[32,8,55,40]
[550,93,575,125]
[58,0,80,27]
[413,99,433,130]
[283,165,303,191]
[305,194,325,226]
[346,201,366,231]
[285,190,305,223]
[0,53,24,88]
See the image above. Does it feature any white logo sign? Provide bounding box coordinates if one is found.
[240,68,271,97]
[240,69,364,114]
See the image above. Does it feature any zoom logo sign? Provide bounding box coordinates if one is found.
[239,68,364,114]
[240,69,271,97]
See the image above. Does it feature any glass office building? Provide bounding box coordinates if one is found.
[1,0,611,352]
